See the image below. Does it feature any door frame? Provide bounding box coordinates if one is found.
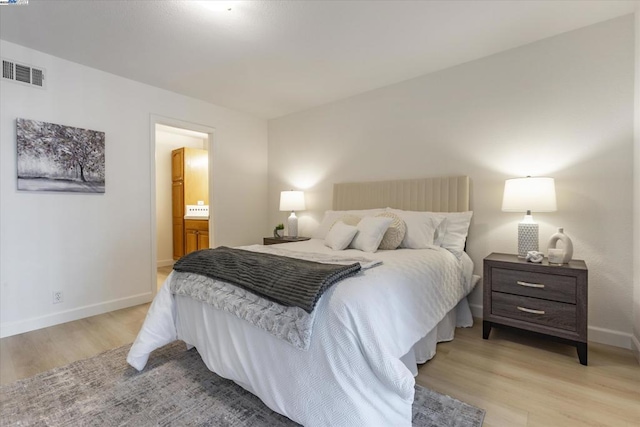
[149,114,216,296]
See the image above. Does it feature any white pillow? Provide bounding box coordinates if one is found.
[349,216,393,253]
[386,209,473,253]
[313,209,385,239]
[387,209,444,249]
[324,221,359,250]
[434,217,448,246]
[438,211,473,257]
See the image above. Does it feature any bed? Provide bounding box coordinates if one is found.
[128,176,478,426]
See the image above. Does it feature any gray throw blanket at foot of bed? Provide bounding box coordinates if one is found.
[173,246,361,313]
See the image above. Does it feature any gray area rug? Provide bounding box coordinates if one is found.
[1,341,485,426]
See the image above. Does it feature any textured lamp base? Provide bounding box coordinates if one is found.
[287,212,298,238]
[518,223,538,258]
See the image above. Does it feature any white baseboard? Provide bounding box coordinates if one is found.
[0,292,154,339]
[587,325,633,349]
[473,303,633,350]
[632,333,640,364]
[469,303,483,319]
[157,259,175,267]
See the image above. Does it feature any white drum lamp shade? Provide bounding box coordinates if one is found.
[502,177,557,257]
[280,190,306,238]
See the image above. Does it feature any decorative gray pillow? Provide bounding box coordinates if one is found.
[375,212,406,250]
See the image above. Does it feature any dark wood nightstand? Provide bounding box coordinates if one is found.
[483,252,588,365]
[263,236,311,245]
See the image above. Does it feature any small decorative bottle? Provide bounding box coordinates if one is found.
[547,228,573,264]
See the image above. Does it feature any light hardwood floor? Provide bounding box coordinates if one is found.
[417,325,640,427]
[1,284,638,425]
[0,303,150,386]
[0,266,173,386]
[157,265,173,289]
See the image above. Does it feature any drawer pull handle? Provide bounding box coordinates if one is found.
[517,306,545,315]
[517,280,545,289]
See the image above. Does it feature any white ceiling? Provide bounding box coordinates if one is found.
[0,0,636,119]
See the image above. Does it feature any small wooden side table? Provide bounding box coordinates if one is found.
[483,252,588,365]
[263,236,311,245]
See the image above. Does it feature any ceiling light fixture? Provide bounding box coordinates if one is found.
[198,1,237,14]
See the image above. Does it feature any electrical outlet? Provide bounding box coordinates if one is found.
[53,291,63,304]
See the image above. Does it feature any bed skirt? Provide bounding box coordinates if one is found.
[400,298,473,376]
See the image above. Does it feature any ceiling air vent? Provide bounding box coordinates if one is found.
[2,59,14,80]
[15,63,31,84]
[31,67,44,87]
[1,58,46,89]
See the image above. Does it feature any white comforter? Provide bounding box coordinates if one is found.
[127,239,475,426]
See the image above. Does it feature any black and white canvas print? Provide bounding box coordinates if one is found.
[17,118,105,193]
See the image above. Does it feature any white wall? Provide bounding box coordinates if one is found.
[155,128,207,267]
[268,16,635,348]
[633,7,640,362]
[0,40,268,338]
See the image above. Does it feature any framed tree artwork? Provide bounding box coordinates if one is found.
[16,118,105,193]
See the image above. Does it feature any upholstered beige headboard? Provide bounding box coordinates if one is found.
[333,176,469,212]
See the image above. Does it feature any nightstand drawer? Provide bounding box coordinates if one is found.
[492,292,576,331]
[492,268,576,303]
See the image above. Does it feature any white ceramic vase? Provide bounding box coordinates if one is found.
[547,227,573,264]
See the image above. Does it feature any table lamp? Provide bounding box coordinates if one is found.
[502,177,557,258]
[279,190,306,238]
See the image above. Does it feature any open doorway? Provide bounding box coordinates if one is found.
[151,117,215,293]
